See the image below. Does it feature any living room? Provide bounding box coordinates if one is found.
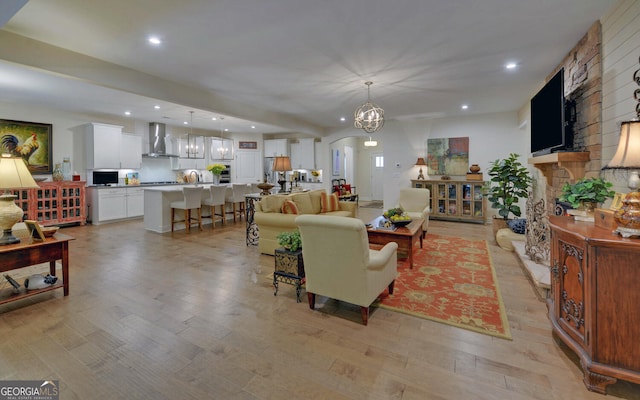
[1,0,640,398]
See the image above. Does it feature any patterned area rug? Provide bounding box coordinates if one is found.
[377,234,512,340]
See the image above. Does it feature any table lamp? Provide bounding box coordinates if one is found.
[273,155,292,193]
[602,120,640,238]
[0,154,39,245]
[415,157,427,180]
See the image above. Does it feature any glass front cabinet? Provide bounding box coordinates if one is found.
[411,180,486,224]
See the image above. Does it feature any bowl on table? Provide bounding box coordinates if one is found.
[390,218,412,227]
[41,226,59,237]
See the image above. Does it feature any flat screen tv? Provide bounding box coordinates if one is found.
[530,68,571,156]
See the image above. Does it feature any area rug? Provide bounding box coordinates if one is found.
[376,234,512,340]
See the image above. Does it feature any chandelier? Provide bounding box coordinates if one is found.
[354,81,384,133]
[217,117,229,157]
[364,136,378,147]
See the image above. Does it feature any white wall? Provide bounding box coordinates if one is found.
[321,110,528,214]
[601,0,640,194]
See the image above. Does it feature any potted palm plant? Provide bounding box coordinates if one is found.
[485,153,532,235]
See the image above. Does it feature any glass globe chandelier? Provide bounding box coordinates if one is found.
[354,81,384,133]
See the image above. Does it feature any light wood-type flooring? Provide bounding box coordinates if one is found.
[1,207,639,399]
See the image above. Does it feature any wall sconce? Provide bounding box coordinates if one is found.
[601,56,640,237]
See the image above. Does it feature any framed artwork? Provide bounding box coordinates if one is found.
[24,220,45,241]
[0,119,53,173]
[426,137,469,176]
[239,141,257,149]
[332,149,340,176]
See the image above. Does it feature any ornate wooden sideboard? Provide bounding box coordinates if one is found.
[10,181,86,226]
[548,216,640,393]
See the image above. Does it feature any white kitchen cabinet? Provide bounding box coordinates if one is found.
[120,133,143,169]
[290,138,315,169]
[235,151,261,183]
[88,187,127,224]
[126,187,145,217]
[264,139,288,157]
[86,123,123,169]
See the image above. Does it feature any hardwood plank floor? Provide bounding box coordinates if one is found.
[1,208,639,399]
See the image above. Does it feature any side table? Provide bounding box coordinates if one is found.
[273,247,305,302]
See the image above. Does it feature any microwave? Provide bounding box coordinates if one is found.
[93,171,118,185]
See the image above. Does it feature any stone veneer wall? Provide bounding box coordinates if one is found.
[541,21,603,214]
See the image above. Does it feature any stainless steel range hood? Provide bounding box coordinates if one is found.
[143,122,178,158]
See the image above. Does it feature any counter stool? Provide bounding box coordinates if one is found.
[202,185,227,229]
[171,186,204,233]
[226,183,249,223]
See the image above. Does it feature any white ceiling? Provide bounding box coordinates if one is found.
[0,0,617,136]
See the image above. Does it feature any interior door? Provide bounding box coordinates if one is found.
[371,152,384,200]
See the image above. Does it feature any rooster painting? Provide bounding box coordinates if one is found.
[1,132,40,165]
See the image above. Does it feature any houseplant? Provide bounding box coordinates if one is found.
[559,177,615,211]
[485,153,532,234]
[207,163,226,184]
[276,230,302,252]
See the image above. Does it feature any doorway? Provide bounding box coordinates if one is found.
[371,152,384,200]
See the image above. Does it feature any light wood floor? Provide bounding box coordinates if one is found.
[1,208,639,400]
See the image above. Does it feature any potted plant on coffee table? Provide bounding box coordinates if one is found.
[485,153,532,236]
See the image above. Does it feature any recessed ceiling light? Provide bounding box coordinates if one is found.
[505,62,517,70]
[183,121,188,125]
[224,128,228,132]
[154,105,160,109]
[461,104,469,110]
[251,125,256,129]
[124,111,131,116]
[148,36,162,45]
[340,117,346,122]
[211,117,217,121]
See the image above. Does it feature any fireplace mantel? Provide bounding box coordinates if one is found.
[528,152,590,185]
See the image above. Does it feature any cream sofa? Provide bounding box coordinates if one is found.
[254,189,357,255]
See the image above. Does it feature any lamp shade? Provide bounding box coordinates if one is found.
[415,157,427,166]
[605,121,640,169]
[0,154,39,189]
[273,156,292,172]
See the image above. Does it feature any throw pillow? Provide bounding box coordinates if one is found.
[262,195,287,213]
[291,193,314,214]
[320,191,340,213]
[507,218,526,234]
[282,200,299,214]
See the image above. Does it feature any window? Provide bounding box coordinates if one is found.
[375,155,384,168]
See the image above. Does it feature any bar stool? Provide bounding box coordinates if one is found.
[171,186,204,233]
[225,183,249,223]
[202,185,227,229]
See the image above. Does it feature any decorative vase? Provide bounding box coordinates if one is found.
[52,163,64,182]
[469,164,481,173]
[212,174,220,184]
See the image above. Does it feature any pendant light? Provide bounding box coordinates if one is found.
[217,117,229,158]
[364,136,378,147]
[354,81,384,133]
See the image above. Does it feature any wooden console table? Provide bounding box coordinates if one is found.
[548,216,640,393]
[0,230,74,306]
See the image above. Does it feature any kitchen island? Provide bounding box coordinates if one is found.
[144,184,221,233]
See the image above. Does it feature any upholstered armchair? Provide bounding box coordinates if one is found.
[398,187,430,238]
[295,215,398,325]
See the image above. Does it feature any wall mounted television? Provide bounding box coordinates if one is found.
[530,68,573,156]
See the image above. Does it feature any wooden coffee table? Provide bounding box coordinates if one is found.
[366,216,424,269]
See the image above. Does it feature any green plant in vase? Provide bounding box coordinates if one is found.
[485,153,532,220]
[277,230,302,252]
[559,177,615,211]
